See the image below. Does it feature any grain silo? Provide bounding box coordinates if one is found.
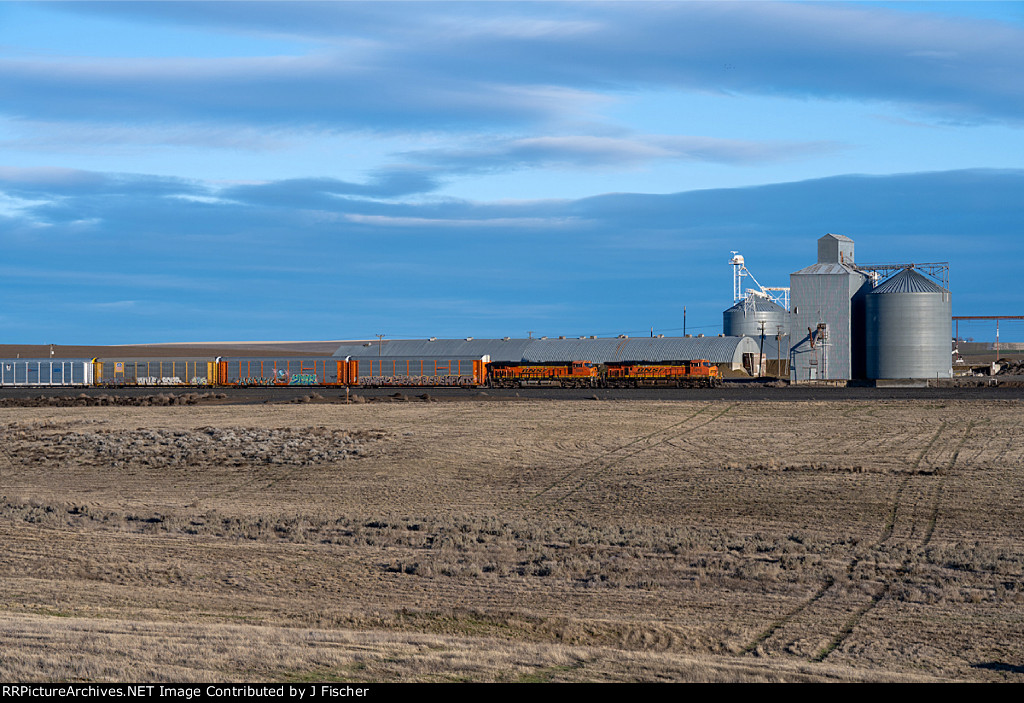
[723,297,789,338]
[866,267,952,379]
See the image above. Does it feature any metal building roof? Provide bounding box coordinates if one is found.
[332,338,532,360]
[871,268,949,294]
[724,298,787,314]
[791,262,865,276]
[334,336,757,364]
[521,337,753,363]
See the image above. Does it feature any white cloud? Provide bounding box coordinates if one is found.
[343,213,583,228]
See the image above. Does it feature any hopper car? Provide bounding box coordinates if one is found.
[0,355,720,389]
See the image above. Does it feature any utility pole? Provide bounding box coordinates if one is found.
[758,321,766,378]
[776,325,784,380]
[527,330,533,340]
[683,307,686,336]
[376,334,385,358]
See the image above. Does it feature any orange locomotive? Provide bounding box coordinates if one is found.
[488,360,600,388]
[488,359,721,388]
[603,360,721,388]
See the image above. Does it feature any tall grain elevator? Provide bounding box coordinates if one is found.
[789,234,873,381]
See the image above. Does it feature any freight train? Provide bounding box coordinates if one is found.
[1,356,722,389]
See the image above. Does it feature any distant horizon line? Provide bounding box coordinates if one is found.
[139,340,360,346]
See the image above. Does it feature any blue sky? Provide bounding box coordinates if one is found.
[1,1,1022,344]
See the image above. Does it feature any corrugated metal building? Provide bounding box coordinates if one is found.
[790,234,872,381]
[333,338,532,361]
[332,336,760,371]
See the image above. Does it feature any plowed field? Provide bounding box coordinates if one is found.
[1,400,1022,682]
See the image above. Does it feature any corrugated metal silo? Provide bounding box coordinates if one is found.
[866,268,952,379]
[723,297,789,338]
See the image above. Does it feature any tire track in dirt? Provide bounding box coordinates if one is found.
[877,421,947,547]
[185,462,308,509]
[741,575,836,655]
[531,404,736,507]
[524,404,716,505]
[921,421,975,549]
[812,419,970,664]
[742,420,950,660]
[810,583,891,663]
[0,438,17,500]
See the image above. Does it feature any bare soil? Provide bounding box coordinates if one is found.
[1,399,1022,682]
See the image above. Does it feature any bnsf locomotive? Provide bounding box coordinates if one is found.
[1,356,721,389]
[488,360,721,388]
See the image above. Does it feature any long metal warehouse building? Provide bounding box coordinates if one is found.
[332,336,761,372]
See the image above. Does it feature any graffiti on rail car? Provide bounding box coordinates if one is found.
[234,377,278,386]
[360,374,474,387]
[137,376,185,385]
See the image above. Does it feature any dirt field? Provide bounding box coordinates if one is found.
[1,399,1022,682]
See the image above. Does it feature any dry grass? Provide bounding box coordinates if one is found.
[1,399,1022,681]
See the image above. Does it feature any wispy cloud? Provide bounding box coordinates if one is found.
[405,134,843,173]
[84,300,138,311]
[0,51,589,133]
[342,213,582,228]
[5,2,1022,134]
[219,170,442,204]
[1,120,297,152]
[0,266,221,292]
